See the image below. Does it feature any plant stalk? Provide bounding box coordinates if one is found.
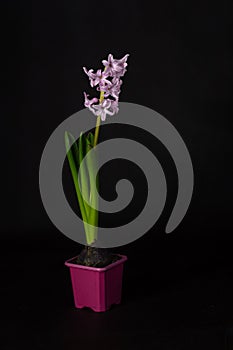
[93,88,105,147]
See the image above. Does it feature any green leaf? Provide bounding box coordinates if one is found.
[78,132,91,217]
[85,140,99,242]
[87,132,95,147]
[64,131,92,245]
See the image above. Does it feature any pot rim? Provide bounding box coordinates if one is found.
[65,254,127,272]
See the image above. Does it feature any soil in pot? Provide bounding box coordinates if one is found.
[74,247,120,268]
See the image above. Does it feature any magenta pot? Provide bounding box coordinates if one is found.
[65,254,127,312]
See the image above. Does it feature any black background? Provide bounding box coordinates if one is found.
[2,0,233,349]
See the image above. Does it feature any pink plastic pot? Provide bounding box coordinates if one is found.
[65,254,127,312]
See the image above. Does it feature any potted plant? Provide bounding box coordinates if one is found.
[64,54,129,312]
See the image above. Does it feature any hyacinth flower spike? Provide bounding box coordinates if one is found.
[65,54,129,246]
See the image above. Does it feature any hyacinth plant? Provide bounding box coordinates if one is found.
[64,54,129,262]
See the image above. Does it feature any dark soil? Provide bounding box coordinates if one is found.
[73,247,120,267]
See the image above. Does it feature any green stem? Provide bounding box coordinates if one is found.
[83,70,106,243]
[93,116,101,147]
[85,144,98,244]
[93,88,105,147]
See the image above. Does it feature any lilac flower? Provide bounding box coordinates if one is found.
[83,67,110,87]
[102,54,129,77]
[83,68,96,86]
[83,54,129,121]
[83,92,98,113]
[109,99,119,114]
[98,77,122,100]
[92,99,117,121]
